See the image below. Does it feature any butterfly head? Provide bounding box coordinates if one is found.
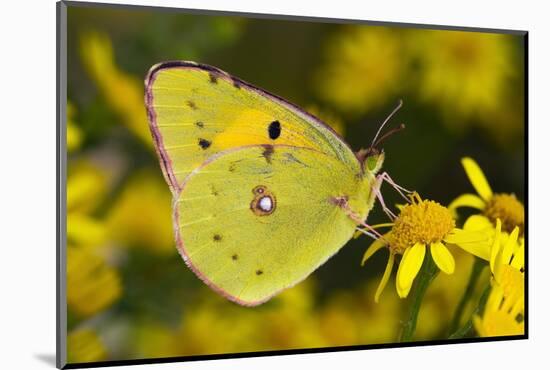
[356,148,385,174]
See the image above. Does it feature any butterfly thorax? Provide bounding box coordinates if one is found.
[332,151,384,225]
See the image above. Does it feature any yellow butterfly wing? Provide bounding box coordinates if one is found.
[175,145,374,306]
[145,61,360,194]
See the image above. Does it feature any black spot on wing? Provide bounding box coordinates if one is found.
[256,269,263,276]
[232,254,238,261]
[213,234,222,241]
[210,185,219,196]
[196,121,204,128]
[268,121,281,140]
[232,79,241,89]
[198,138,211,149]
[187,100,197,110]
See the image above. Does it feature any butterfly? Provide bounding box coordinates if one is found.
[145,61,394,306]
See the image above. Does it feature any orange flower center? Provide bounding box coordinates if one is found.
[388,197,455,255]
[484,193,524,234]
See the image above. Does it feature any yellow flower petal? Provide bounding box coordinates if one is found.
[445,229,489,243]
[490,219,502,273]
[448,193,486,212]
[444,229,491,260]
[500,226,520,267]
[463,215,494,231]
[361,236,388,266]
[510,239,524,270]
[396,243,426,298]
[374,253,395,303]
[431,242,455,274]
[461,157,493,202]
[485,282,504,313]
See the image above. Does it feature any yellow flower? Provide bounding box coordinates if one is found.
[67,101,83,152]
[131,321,181,358]
[358,282,402,343]
[106,170,174,254]
[316,26,405,115]
[473,283,524,337]
[472,214,524,337]
[362,194,484,301]
[79,31,152,149]
[67,329,107,363]
[449,157,524,234]
[490,222,524,312]
[67,246,122,317]
[413,30,516,130]
[67,161,109,247]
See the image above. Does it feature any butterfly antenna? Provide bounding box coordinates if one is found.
[370,99,403,149]
[372,123,406,148]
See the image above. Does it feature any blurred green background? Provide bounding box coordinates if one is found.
[65,3,525,363]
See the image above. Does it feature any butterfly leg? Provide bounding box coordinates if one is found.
[332,196,383,239]
[373,174,397,221]
[377,171,413,202]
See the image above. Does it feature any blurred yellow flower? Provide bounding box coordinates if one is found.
[316,26,404,115]
[132,321,181,359]
[306,104,346,137]
[362,194,489,301]
[262,281,326,349]
[67,246,122,317]
[449,157,524,234]
[124,275,418,357]
[80,31,152,148]
[357,282,402,343]
[67,161,109,248]
[318,294,358,346]
[67,328,107,363]
[67,101,83,152]
[67,161,109,215]
[319,284,402,346]
[107,170,174,254]
[68,213,107,248]
[414,30,516,130]
[176,294,267,355]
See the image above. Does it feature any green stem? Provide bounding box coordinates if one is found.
[398,251,439,342]
[449,282,491,339]
[448,257,486,335]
